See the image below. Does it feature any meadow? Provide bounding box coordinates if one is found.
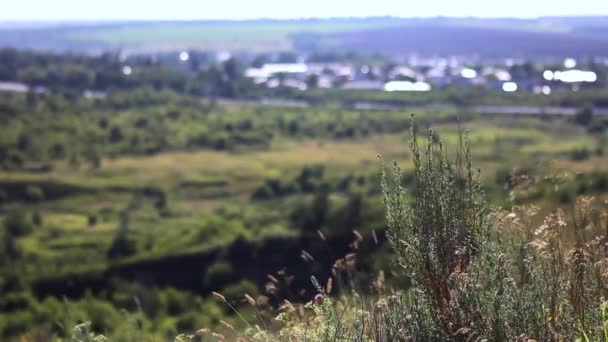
[1,85,608,339]
[63,19,403,51]
[5,17,608,54]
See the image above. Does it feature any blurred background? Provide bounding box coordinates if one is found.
[1,1,608,340]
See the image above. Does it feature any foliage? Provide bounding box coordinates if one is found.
[575,106,594,126]
[71,322,108,342]
[107,232,138,260]
[3,210,34,237]
[294,87,608,107]
[1,72,607,341]
[269,121,608,341]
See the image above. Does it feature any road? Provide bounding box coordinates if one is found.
[212,97,608,116]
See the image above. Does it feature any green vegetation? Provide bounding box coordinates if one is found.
[295,87,608,107]
[1,52,608,340]
[64,19,404,51]
[178,122,608,341]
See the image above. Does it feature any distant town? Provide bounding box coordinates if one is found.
[240,54,604,94]
[1,49,606,99]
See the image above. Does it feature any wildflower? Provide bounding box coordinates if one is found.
[220,320,235,331]
[345,253,356,268]
[301,250,315,262]
[265,282,277,295]
[211,332,225,341]
[244,293,256,306]
[375,298,388,310]
[528,239,549,254]
[535,224,549,236]
[326,277,333,294]
[314,293,324,304]
[212,291,226,302]
[310,275,323,293]
[279,299,295,312]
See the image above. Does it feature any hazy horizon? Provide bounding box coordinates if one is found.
[1,0,607,21]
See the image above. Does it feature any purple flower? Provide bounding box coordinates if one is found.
[314,293,324,304]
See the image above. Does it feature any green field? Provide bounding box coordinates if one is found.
[1,102,604,279]
[64,20,401,51]
[1,89,608,339]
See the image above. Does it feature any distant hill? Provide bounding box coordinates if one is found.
[0,17,607,58]
[327,24,608,58]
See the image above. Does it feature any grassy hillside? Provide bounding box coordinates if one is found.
[2,17,608,54]
[1,86,608,339]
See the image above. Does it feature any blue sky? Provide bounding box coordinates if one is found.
[1,0,606,21]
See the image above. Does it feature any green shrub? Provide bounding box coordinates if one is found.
[203,260,234,288]
[107,233,137,260]
[570,147,591,161]
[594,173,608,191]
[25,186,44,203]
[0,291,35,312]
[87,214,97,226]
[251,183,274,200]
[31,210,43,226]
[220,279,258,301]
[381,123,491,339]
[3,211,34,237]
[574,105,593,126]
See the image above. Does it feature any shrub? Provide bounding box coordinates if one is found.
[109,126,124,143]
[570,147,591,161]
[594,173,608,191]
[25,186,44,203]
[381,123,491,339]
[154,190,169,211]
[31,210,43,226]
[203,260,234,288]
[0,189,7,203]
[107,233,137,260]
[251,183,274,200]
[87,214,97,226]
[574,105,593,126]
[3,211,34,237]
[220,279,258,301]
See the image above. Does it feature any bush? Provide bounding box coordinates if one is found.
[381,123,491,339]
[31,210,43,226]
[3,211,33,237]
[574,106,593,126]
[594,173,608,191]
[107,232,137,260]
[251,183,274,200]
[220,279,258,301]
[25,186,44,203]
[569,147,591,161]
[0,189,7,203]
[203,260,234,288]
[154,190,169,211]
[88,214,98,226]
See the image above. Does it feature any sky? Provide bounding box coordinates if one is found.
[0,0,607,21]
